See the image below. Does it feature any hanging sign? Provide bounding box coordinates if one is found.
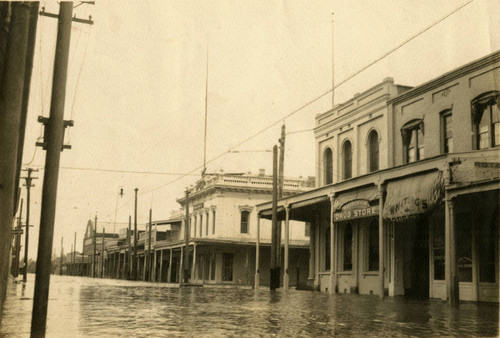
[333,199,378,221]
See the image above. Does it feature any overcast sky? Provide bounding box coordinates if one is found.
[19,0,499,258]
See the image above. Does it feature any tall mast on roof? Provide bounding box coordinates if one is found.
[202,35,209,176]
[331,12,335,108]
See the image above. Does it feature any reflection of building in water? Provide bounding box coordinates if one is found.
[257,51,499,303]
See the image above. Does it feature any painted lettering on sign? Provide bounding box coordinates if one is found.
[333,199,378,221]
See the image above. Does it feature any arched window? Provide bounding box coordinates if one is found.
[343,141,352,180]
[368,130,379,172]
[343,223,353,271]
[471,91,500,149]
[325,226,331,271]
[324,148,333,185]
[240,210,250,234]
[401,119,424,163]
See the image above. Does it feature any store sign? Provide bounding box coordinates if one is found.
[193,203,204,210]
[383,171,444,222]
[334,200,378,221]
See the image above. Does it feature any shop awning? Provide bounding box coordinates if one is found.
[383,171,444,222]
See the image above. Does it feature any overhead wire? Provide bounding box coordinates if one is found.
[133,0,475,200]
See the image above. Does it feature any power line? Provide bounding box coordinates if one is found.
[22,164,202,176]
[135,0,475,198]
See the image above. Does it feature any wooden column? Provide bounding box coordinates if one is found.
[255,215,260,289]
[167,249,173,283]
[308,220,316,282]
[159,250,163,283]
[283,205,290,290]
[191,243,197,282]
[329,194,336,294]
[116,252,121,279]
[446,196,459,306]
[378,183,385,297]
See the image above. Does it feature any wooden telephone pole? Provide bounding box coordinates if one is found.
[22,168,37,283]
[31,3,93,336]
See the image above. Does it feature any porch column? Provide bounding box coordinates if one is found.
[255,215,260,289]
[159,249,163,283]
[329,193,336,295]
[308,220,316,282]
[191,243,197,282]
[378,183,385,298]
[283,204,290,290]
[446,196,459,306]
[179,247,184,284]
[116,253,121,279]
[167,249,173,283]
[153,249,157,282]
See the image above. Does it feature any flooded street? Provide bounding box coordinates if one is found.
[1,274,498,337]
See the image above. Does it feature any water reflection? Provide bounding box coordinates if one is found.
[1,275,498,337]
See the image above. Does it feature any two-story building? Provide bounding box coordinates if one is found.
[257,51,499,303]
[150,170,315,287]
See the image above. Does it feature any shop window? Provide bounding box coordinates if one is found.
[324,148,333,185]
[401,119,424,163]
[456,212,472,282]
[240,210,250,234]
[433,219,445,280]
[212,210,216,235]
[343,223,353,271]
[471,91,500,149]
[325,226,331,271]
[222,253,233,281]
[478,212,497,283]
[441,110,453,154]
[368,130,379,172]
[367,220,379,271]
[343,141,352,180]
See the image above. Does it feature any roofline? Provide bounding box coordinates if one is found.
[389,50,500,105]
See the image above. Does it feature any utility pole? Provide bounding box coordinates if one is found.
[11,199,23,278]
[22,168,37,283]
[278,124,285,198]
[270,145,279,290]
[101,227,105,278]
[70,243,73,275]
[59,237,63,276]
[133,188,138,280]
[31,2,76,335]
[0,2,33,319]
[93,215,97,278]
[147,209,152,282]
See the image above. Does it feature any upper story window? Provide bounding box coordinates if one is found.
[471,91,500,149]
[368,130,379,172]
[212,209,216,235]
[441,110,453,154]
[401,119,424,163]
[240,210,250,234]
[343,140,352,180]
[324,148,333,185]
[205,212,209,236]
[199,214,203,237]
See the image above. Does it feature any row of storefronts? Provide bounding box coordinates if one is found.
[256,51,500,303]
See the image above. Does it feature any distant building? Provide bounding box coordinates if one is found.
[151,171,315,287]
[82,220,119,278]
[257,51,499,303]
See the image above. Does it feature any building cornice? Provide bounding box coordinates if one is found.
[389,50,500,105]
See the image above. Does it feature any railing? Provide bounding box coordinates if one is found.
[200,174,313,190]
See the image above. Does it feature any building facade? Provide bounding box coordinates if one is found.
[257,51,499,303]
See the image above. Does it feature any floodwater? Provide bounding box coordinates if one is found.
[1,275,498,337]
